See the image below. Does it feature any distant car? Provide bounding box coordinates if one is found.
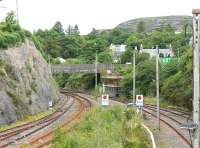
[127,102,135,107]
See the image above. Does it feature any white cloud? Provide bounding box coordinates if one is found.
[0,0,199,34]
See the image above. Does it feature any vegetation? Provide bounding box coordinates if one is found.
[0,110,51,131]
[52,106,150,148]
[0,11,193,110]
[0,11,27,49]
[43,22,192,110]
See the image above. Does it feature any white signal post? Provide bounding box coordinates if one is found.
[192,9,200,148]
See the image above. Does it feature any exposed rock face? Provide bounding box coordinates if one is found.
[116,15,192,32]
[0,40,60,124]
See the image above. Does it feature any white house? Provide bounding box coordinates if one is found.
[109,44,126,62]
[140,44,174,58]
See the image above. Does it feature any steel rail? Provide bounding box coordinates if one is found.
[0,93,74,148]
[143,108,193,148]
[27,90,92,148]
[0,97,68,137]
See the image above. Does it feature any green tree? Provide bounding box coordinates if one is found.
[66,24,73,35]
[73,24,80,35]
[5,11,17,24]
[98,51,112,63]
[52,21,64,34]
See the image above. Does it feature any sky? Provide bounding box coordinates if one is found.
[0,0,199,35]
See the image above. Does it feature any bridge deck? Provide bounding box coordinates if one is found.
[51,64,128,74]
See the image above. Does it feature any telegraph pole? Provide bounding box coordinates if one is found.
[133,46,136,104]
[16,0,19,23]
[95,51,98,90]
[156,45,160,130]
[48,55,51,74]
[192,9,200,148]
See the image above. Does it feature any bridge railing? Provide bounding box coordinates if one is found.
[51,64,129,74]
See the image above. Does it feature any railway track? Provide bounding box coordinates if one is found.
[69,90,193,148]
[28,91,92,148]
[107,96,193,148]
[0,90,92,148]
[143,105,193,148]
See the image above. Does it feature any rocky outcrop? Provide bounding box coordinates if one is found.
[116,15,192,32]
[0,40,60,124]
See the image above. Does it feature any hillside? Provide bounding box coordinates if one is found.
[0,40,60,124]
[116,15,192,32]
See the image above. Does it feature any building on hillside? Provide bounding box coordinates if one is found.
[102,75,123,98]
[140,45,174,58]
[109,44,126,63]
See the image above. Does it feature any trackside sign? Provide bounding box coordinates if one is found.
[101,94,109,106]
[136,95,143,107]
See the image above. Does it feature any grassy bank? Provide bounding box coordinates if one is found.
[0,110,51,131]
[52,106,150,148]
[144,97,190,112]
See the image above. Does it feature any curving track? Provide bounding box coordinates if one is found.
[0,90,92,148]
[143,105,193,148]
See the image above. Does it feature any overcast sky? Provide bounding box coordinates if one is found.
[0,0,199,34]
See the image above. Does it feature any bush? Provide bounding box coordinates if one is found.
[31,81,37,92]
[6,90,21,106]
[52,107,150,148]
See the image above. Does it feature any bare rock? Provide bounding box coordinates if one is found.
[0,40,60,124]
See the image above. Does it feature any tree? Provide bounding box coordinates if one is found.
[108,28,131,44]
[161,48,192,110]
[52,21,64,34]
[66,25,73,35]
[98,51,112,63]
[5,11,17,24]
[125,34,143,49]
[73,24,80,35]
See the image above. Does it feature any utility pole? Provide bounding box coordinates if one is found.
[192,9,200,148]
[16,0,19,23]
[48,55,51,74]
[178,48,180,62]
[156,45,160,130]
[95,51,98,90]
[133,46,136,104]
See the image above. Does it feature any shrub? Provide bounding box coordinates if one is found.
[26,89,32,97]
[31,81,37,92]
[6,90,21,106]
[52,107,150,148]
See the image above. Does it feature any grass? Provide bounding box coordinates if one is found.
[52,106,150,148]
[144,97,190,112]
[0,110,51,132]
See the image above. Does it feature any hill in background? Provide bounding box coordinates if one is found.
[116,15,192,33]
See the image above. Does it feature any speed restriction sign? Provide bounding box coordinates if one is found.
[136,95,143,107]
[101,94,109,106]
